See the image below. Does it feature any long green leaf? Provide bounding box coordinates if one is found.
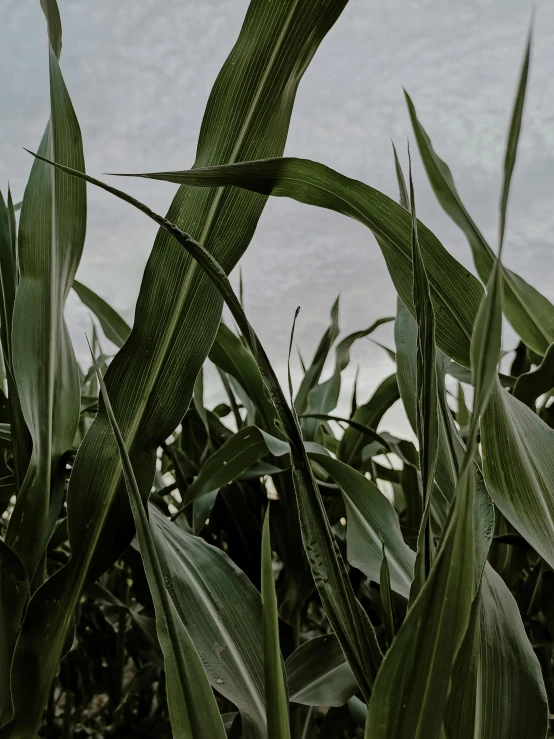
[0,542,28,728]
[33,158,384,701]
[303,317,394,440]
[91,348,226,739]
[295,297,340,415]
[311,453,415,599]
[5,4,351,732]
[446,565,547,739]
[408,153,439,596]
[395,287,547,739]
[150,505,267,739]
[481,383,554,569]
[286,634,357,707]
[337,373,399,466]
[115,158,483,368]
[404,34,552,356]
[0,192,29,491]
[261,505,291,739]
[5,0,86,581]
[73,279,131,348]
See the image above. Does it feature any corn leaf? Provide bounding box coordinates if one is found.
[0,192,29,491]
[404,35,552,356]
[116,158,484,368]
[311,453,415,599]
[5,3,351,731]
[209,323,275,430]
[5,0,86,581]
[303,317,394,440]
[150,505,267,739]
[481,384,554,569]
[446,565,547,739]
[261,505,291,739]
[396,270,547,739]
[337,373,399,466]
[0,542,28,728]
[73,279,131,348]
[295,297,340,415]
[286,634,357,707]
[407,153,439,597]
[513,341,554,407]
[91,349,227,739]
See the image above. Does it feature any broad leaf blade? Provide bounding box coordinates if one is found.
[150,505,267,739]
[311,453,415,599]
[6,3,86,580]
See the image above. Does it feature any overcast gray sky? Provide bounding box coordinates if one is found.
[1,0,552,433]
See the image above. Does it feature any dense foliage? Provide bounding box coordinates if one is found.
[1,1,553,738]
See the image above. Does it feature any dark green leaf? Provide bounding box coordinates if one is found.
[261,505,290,739]
[286,635,357,707]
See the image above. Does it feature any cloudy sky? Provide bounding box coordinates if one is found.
[1,0,552,433]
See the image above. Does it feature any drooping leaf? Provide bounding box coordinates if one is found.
[73,280,131,348]
[33,157,383,701]
[286,634,357,707]
[7,3,351,731]
[261,505,291,739]
[311,453,415,599]
[116,157,484,368]
[151,506,266,739]
[513,341,554,407]
[404,35,553,356]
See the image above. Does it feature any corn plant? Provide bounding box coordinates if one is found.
[1,1,554,738]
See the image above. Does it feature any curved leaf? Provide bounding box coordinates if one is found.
[73,280,131,348]
[151,506,266,739]
[446,565,548,739]
[404,36,554,356]
[286,634,357,707]
[337,374,399,466]
[6,3,351,731]
[311,453,415,599]
[116,158,484,367]
[481,382,554,569]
